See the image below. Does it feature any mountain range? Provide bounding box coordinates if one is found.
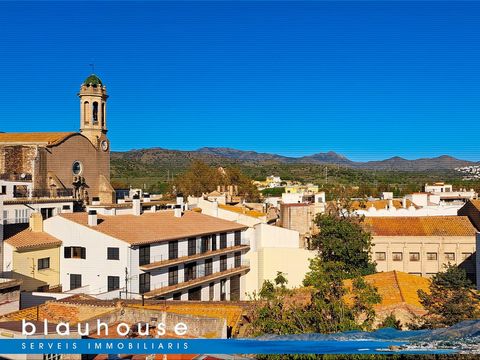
[112,147,477,172]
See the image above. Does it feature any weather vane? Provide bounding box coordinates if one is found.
[89,63,95,73]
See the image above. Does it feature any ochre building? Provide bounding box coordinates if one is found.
[0,75,114,204]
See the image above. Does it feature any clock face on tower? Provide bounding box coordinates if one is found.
[101,140,109,151]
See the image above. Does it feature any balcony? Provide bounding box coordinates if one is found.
[143,261,250,298]
[140,242,250,271]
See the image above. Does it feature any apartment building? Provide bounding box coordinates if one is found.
[365,216,476,281]
[42,206,249,301]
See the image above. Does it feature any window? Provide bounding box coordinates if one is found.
[139,273,150,294]
[107,247,119,260]
[64,247,86,259]
[234,231,241,246]
[185,263,196,282]
[168,266,178,286]
[209,282,214,301]
[139,245,150,266]
[38,258,50,270]
[375,252,386,261]
[72,161,83,176]
[220,279,226,301]
[234,252,241,268]
[445,252,455,261]
[462,252,473,261]
[107,276,120,292]
[168,241,178,260]
[92,102,99,124]
[392,252,403,261]
[44,354,62,360]
[220,233,227,249]
[83,101,90,124]
[173,292,181,300]
[15,209,29,223]
[205,258,213,276]
[409,252,420,262]
[201,236,209,253]
[70,274,82,290]
[41,208,54,220]
[427,252,438,261]
[188,238,196,256]
[220,255,227,272]
[211,234,217,251]
[0,186,6,195]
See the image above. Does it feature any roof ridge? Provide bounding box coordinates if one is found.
[393,270,406,303]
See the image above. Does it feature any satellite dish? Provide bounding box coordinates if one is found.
[20,173,26,179]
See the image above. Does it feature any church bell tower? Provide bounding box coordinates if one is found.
[78,74,108,148]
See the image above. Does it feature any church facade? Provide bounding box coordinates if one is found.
[0,74,115,204]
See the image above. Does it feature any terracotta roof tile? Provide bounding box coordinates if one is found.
[218,204,266,218]
[60,211,247,245]
[363,216,476,236]
[3,225,62,250]
[344,271,430,310]
[0,132,76,146]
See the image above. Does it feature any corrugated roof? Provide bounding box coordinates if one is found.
[0,132,76,146]
[363,216,476,236]
[3,224,62,250]
[60,211,248,245]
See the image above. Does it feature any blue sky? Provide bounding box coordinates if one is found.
[0,1,479,161]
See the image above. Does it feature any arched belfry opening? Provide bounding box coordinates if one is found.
[78,74,109,148]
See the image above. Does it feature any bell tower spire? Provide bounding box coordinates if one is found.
[78,74,108,148]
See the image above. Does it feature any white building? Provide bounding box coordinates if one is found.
[40,205,250,302]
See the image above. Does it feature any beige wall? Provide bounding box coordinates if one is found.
[372,235,476,278]
[9,245,60,291]
[46,134,113,202]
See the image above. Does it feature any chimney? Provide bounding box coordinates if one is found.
[176,194,184,208]
[92,197,100,206]
[29,212,43,233]
[388,199,393,209]
[132,194,142,216]
[402,197,407,208]
[212,200,219,217]
[174,204,183,218]
[143,193,151,203]
[88,210,98,227]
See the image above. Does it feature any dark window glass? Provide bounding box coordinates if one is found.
[107,247,119,260]
[188,238,196,256]
[211,234,217,251]
[220,255,227,272]
[0,186,6,195]
[234,231,241,246]
[139,245,150,266]
[173,292,181,300]
[220,233,227,249]
[168,266,178,286]
[107,276,120,292]
[234,252,241,268]
[70,274,82,290]
[168,241,178,260]
[201,236,209,253]
[185,262,196,281]
[139,273,151,294]
[38,258,50,270]
[65,247,86,259]
[205,258,213,276]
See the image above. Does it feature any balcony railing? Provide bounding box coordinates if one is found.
[0,173,32,181]
[143,260,250,298]
[140,243,250,271]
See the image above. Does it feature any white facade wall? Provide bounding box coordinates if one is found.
[2,201,73,225]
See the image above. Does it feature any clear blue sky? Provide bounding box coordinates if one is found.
[0,1,479,161]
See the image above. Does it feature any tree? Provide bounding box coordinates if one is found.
[380,313,402,330]
[310,207,376,278]
[274,271,288,288]
[417,264,480,328]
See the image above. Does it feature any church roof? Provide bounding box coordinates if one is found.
[83,74,103,86]
[0,132,77,146]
